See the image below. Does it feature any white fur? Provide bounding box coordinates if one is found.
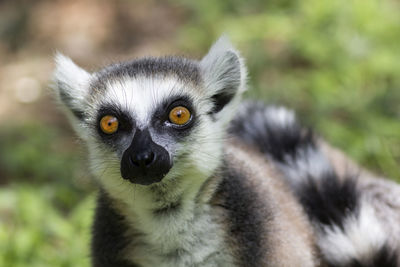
[54,37,246,267]
[88,132,232,267]
[53,53,92,138]
[279,147,333,187]
[258,105,330,187]
[200,36,247,127]
[53,53,92,107]
[318,201,387,265]
[200,35,247,89]
[83,73,233,266]
[263,106,296,128]
[123,185,234,267]
[101,77,206,128]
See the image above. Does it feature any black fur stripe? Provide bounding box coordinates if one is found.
[368,245,399,267]
[296,172,359,229]
[91,191,140,267]
[229,102,314,162]
[230,102,359,229]
[92,56,201,92]
[215,163,269,266]
[230,102,398,266]
[327,244,399,267]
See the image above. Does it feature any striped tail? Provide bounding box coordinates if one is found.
[230,101,399,266]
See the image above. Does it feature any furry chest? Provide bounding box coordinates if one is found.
[124,206,235,267]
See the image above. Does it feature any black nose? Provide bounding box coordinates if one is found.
[129,151,155,167]
[120,129,172,185]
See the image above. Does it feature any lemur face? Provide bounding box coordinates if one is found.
[87,67,206,186]
[53,37,246,188]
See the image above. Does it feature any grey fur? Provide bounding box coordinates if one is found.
[92,56,201,93]
[53,37,400,267]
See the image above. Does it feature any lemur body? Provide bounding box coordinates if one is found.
[91,140,316,267]
[53,37,400,266]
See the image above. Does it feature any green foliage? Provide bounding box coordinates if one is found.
[0,185,93,267]
[0,123,94,266]
[177,0,400,181]
[0,123,92,210]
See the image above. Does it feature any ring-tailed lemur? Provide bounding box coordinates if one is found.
[53,36,400,267]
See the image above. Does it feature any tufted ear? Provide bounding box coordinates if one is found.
[200,36,247,114]
[52,53,92,121]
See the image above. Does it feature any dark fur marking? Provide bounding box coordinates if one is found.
[229,102,314,162]
[92,56,201,92]
[297,173,359,230]
[327,244,399,267]
[215,162,269,266]
[230,102,360,229]
[210,91,235,113]
[151,95,198,139]
[91,191,141,267]
[368,245,399,267]
[229,101,397,266]
[95,104,135,148]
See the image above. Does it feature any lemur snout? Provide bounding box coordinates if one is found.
[120,129,171,185]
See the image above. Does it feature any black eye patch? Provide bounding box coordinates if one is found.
[151,95,198,138]
[95,104,134,142]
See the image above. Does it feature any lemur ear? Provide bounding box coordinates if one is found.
[52,53,92,120]
[200,36,247,113]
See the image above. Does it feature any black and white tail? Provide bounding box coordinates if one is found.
[230,102,399,267]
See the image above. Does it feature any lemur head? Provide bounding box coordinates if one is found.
[53,37,246,190]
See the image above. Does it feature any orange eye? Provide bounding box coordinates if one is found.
[100,115,119,134]
[169,106,191,125]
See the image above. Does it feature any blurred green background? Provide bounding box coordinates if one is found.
[1,0,399,266]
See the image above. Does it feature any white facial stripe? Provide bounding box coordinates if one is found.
[102,76,203,129]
